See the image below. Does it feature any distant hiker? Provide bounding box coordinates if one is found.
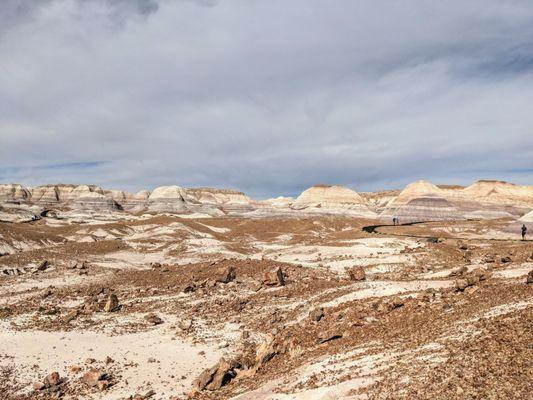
[522,224,527,241]
[392,217,397,226]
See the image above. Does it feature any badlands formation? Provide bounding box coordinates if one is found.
[1,179,532,223]
[0,179,532,399]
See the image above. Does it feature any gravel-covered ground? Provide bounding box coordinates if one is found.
[1,214,531,399]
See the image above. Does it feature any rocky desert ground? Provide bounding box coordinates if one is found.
[0,180,532,399]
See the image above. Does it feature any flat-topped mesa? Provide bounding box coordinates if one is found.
[291,184,377,218]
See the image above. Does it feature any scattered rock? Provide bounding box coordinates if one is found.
[43,371,61,387]
[347,266,366,281]
[501,256,512,263]
[103,294,119,312]
[318,331,343,344]
[471,268,492,281]
[455,278,469,291]
[263,267,285,286]
[178,319,193,331]
[309,307,324,322]
[69,365,81,373]
[82,369,109,389]
[37,260,49,271]
[194,357,240,391]
[182,283,196,293]
[216,266,236,283]
[527,270,533,284]
[449,266,468,277]
[63,309,79,323]
[255,334,278,367]
[145,313,163,325]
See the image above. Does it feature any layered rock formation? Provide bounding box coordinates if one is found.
[0,184,32,203]
[290,185,377,218]
[381,180,533,222]
[183,188,255,215]
[519,210,533,223]
[146,186,188,213]
[0,183,256,217]
[0,180,531,221]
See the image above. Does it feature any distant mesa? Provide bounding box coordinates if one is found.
[291,184,377,218]
[0,179,531,222]
[380,179,533,223]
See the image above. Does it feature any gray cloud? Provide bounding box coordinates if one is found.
[1,0,532,198]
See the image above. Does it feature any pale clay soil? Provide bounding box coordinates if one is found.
[0,215,531,399]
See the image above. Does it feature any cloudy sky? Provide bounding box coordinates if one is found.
[1,0,532,198]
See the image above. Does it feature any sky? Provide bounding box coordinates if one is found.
[1,0,532,199]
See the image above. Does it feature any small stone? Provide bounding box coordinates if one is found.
[309,307,324,322]
[347,266,366,281]
[317,331,343,344]
[216,266,236,283]
[179,319,193,331]
[37,260,49,271]
[82,369,107,387]
[69,365,81,373]
[145,313,163,325]
[455,279,469,291]
[501,256,512,263]
[263,267,285,286]
[63,309,79,323]
[527,270,533,284]
[43,371,61,387]
[103,294,119,312]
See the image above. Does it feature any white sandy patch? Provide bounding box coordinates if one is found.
[0,323,221,399]
[493,263,532,279]
[92,251,170,269]
[0,273,108,296]
[197,223,231,234]
[258,238,420,273]
[321,280,453,308]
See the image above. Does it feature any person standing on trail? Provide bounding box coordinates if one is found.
[522,224,527,240]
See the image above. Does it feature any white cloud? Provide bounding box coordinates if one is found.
[1,0,532,197]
